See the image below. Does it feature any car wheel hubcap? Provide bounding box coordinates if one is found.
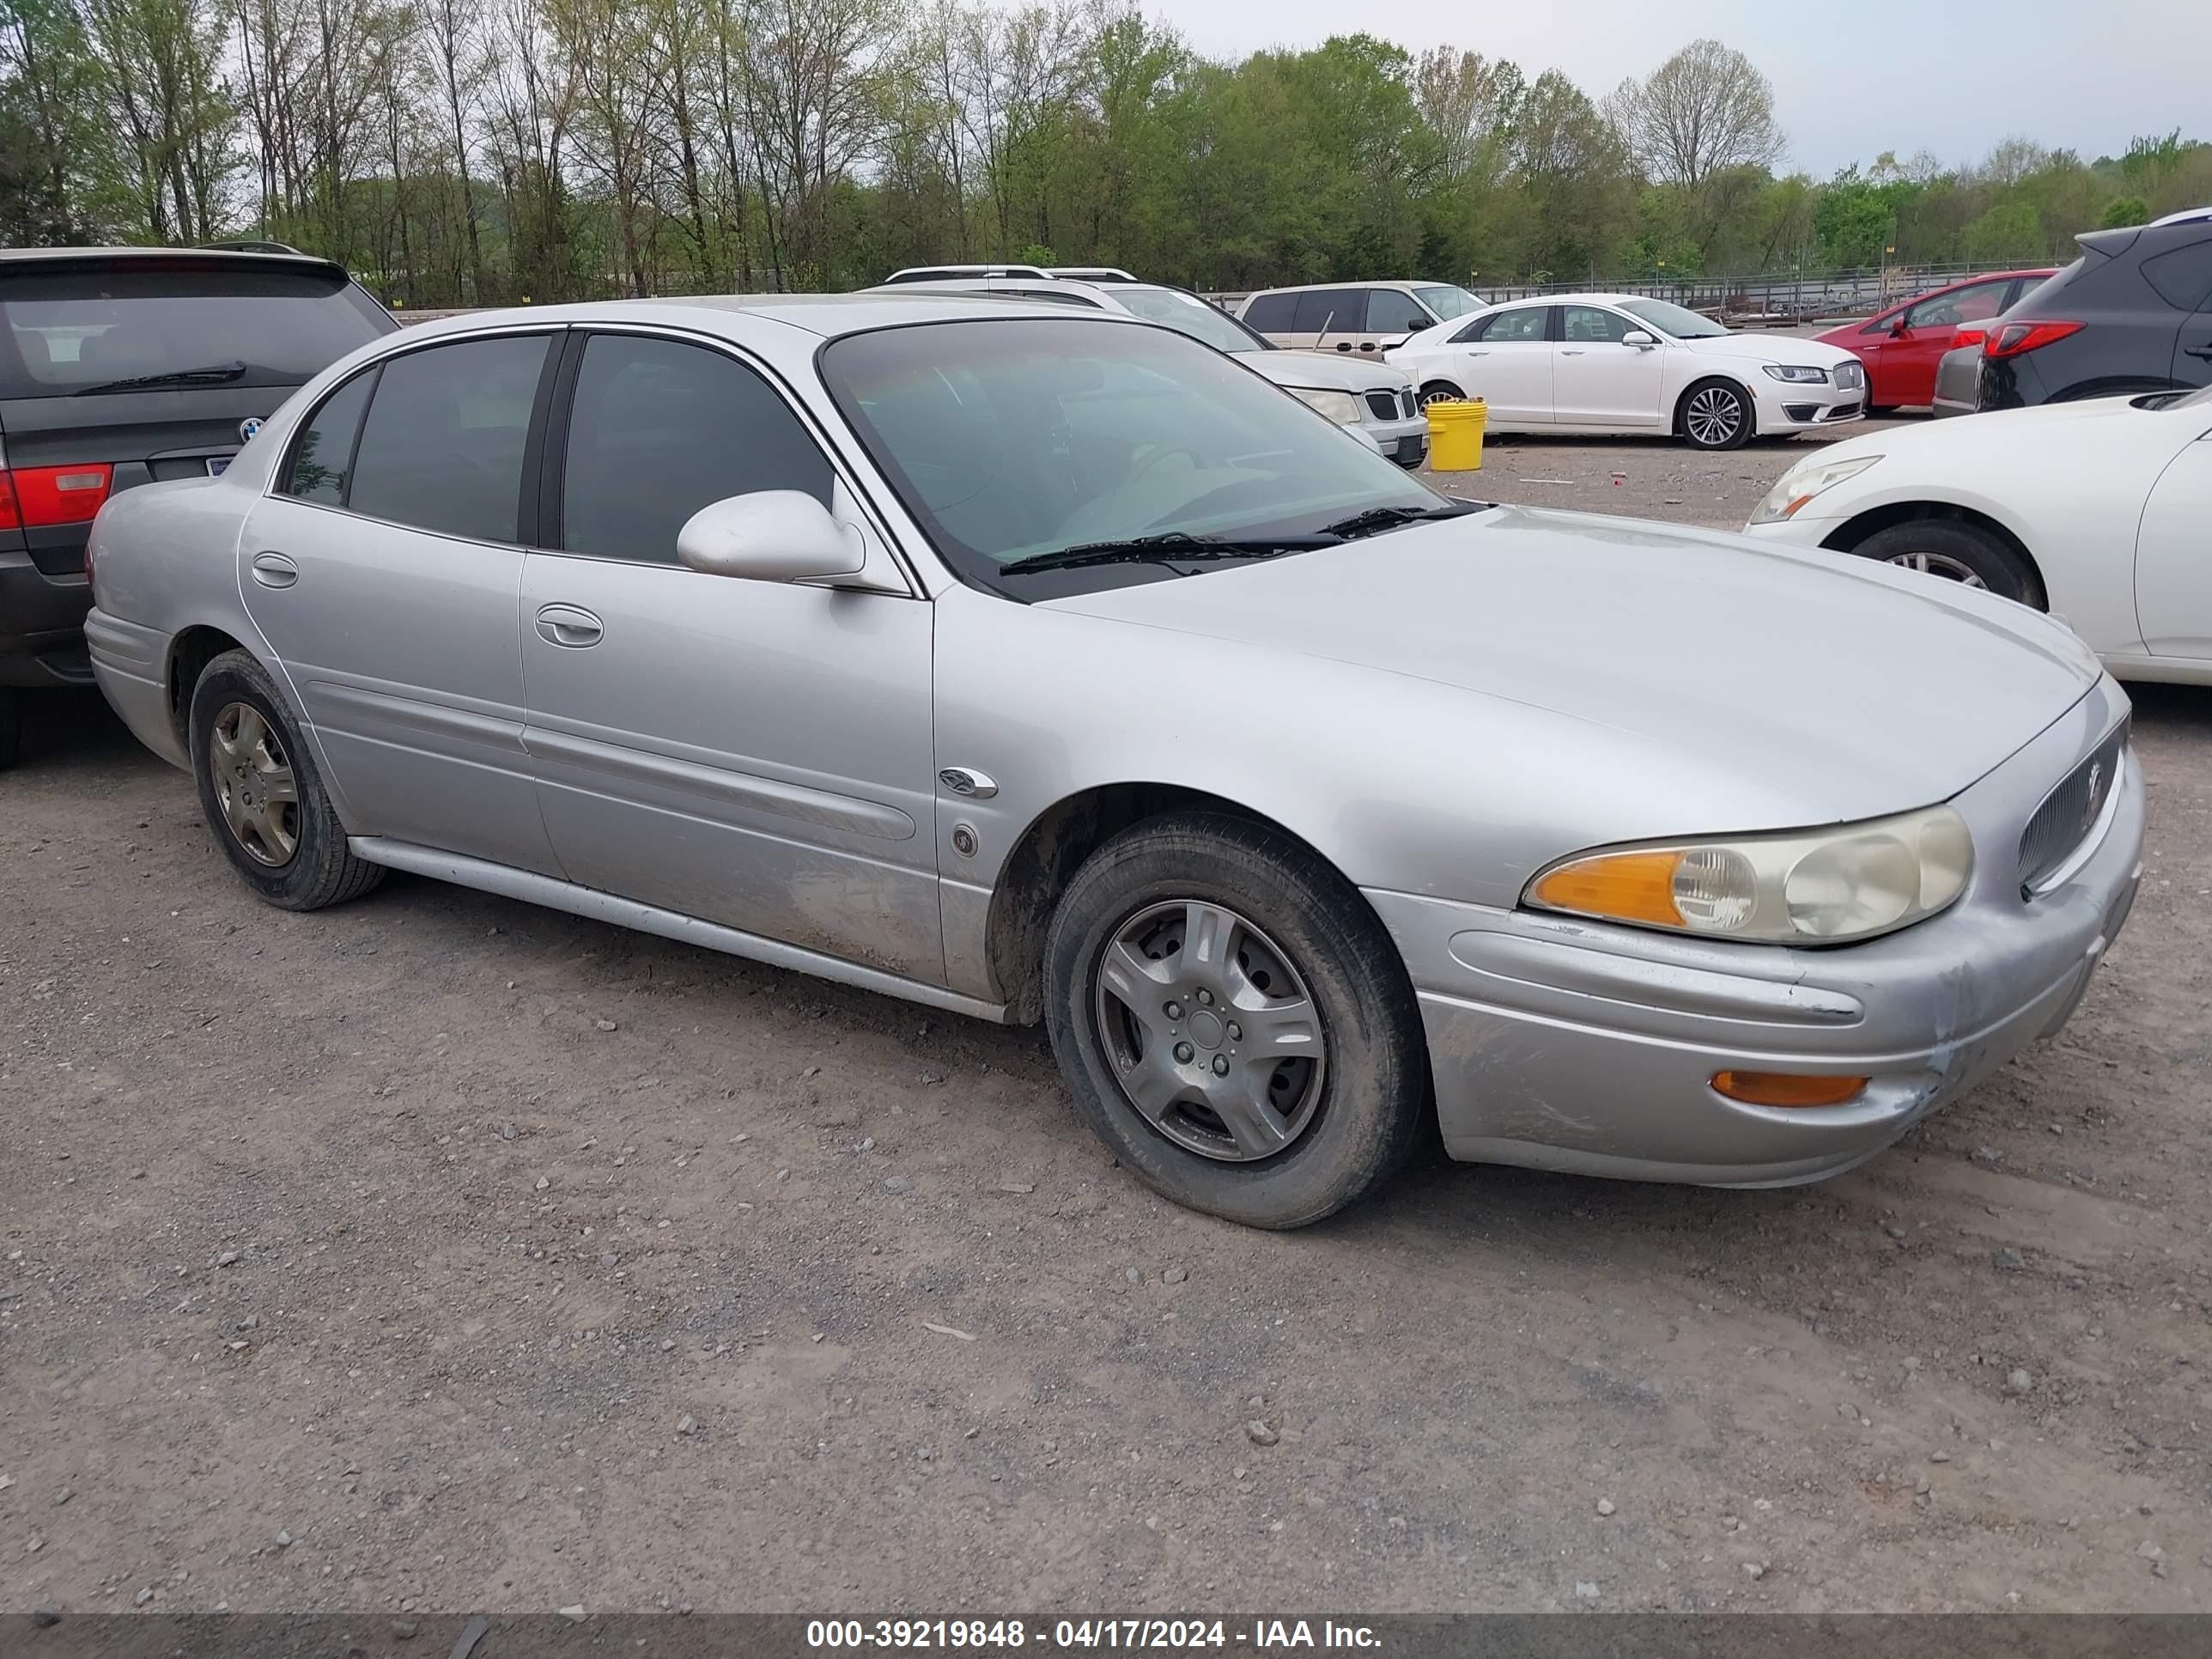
[1420,387,1461,409]
[1092,899,1327,1163]
[1686,388,1742,445]
[209,701,300,867]
[1886,550,1988,589]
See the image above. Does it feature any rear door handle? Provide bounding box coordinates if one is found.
[1560,348,1587,356]
[250,551,298,588]
[535,604,604,648]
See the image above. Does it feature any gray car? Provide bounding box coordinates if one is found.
[83,296,2143,1229]
[1931,335,1987,418]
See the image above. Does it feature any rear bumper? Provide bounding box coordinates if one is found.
[1366,678,2142,1186]
[85,607,187,768]
[0,549,94,687]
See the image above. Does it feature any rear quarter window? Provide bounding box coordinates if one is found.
[2142,240,2212,312]
[0,262,390,401]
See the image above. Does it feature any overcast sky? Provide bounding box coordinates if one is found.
[1147,0,2210,178]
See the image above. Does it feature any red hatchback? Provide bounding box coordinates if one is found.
[1817,270,2056,411]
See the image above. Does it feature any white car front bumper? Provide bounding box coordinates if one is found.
[1751,365,1868,434]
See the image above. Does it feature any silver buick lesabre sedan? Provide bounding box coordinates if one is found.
[83,295,2143,1229]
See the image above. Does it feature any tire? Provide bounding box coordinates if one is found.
[0,688,19,771]
[1419,380,1468,409]
[1042,811,1428,1229]
[1850,519,2044,609]
[187,648,384,909]
[1678,378,1753,449]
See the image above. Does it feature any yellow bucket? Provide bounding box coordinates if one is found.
[1425,398,1487,471]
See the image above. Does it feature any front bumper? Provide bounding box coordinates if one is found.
[1364,413,1429,468]
[1366,677,2142,1186]
[1753,377,1866,433]
[0,548,95,688]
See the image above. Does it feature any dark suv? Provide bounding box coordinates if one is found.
[0,246,396,766]
[1978,214,2212,410]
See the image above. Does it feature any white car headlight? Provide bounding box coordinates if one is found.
[1524,803,1973,945]
[1285,386,1364,425]
[1763,364,1832,384]
[1749,453,1881,524]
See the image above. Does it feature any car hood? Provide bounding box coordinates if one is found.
[1247,351,1413,395]
[1681,331,1859,370]
[1043,506,2097,826]
[1808,390,2185,469]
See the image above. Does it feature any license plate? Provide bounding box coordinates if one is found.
[207,456,233,476]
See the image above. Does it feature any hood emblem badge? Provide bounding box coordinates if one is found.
[239,416,264,443]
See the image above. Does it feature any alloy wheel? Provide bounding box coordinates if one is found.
[208,701,301,867]
[1685,386,1745,447]
[1092,898,1328,1162]
[1883,550,1988,588]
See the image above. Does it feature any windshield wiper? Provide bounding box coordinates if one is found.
[73,361,249,396]
[997,530,1334,577]
[1317,501,1483,540]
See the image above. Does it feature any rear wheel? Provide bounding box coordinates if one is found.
[188,649,384,909]
[1419,380,1468,409]
[1850,520,2044,608]
[1680,379,1753,449]
[1042,812,1428,1229]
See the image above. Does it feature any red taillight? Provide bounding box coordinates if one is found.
[0,463,113,530]
[1985,320,2083,360]
[1953,327,1988,349]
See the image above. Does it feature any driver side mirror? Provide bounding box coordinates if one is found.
[1622,330,1656,349]
[1890,314,1911,337]
[676,490,865,582]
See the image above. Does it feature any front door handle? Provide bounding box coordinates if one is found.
[1464,349,1488,357]
[250,551,298,588]
[535,604,604,648]
[1560,348,1587,356]
[2185,344,2212,362]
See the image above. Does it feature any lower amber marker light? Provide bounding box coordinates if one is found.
[1711,1071,1869,1108]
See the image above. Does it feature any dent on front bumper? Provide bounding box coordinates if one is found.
[1366,678,2143,1187]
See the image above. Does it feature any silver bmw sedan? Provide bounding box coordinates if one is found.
[82,295,2143,1228]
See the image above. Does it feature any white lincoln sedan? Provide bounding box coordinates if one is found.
[1388,293,1866,449]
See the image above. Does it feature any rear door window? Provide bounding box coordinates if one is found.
[281,370,376,507]
[558,332,832,564]
[1475,307,1551,343]
[345,335,552,544]
[1243,293,1297,331]
[2142,240,2212,312]
[1291,290,1359,333]
[0,262,389,400]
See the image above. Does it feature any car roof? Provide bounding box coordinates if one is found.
[393,292,1152,342]
[0,245,349,281]
[1246,279,1431,295]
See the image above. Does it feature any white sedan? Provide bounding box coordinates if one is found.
[1743,386,2212,684]
[1387,293,1866,450]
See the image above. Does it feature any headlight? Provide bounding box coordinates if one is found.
[1285,386,1364,425]
[1524,804,1973,945]
[1763,364,1831,383]
[1749,453,1881,524]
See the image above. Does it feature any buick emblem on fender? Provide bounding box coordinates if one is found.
[239,416,264,443]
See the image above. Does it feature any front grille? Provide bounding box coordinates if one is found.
[1364,391,1400,422]
[2018,720,2129,895]
[1402,389,1420,419]
[1826,401,1862,421]
[1834,361,1865,390]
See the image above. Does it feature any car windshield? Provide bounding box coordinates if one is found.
[1109,286,1269,353]
[0,263,389,399]
[1415,285,1483,320]
[822,318,1445,594]
[1621,299,1729,339]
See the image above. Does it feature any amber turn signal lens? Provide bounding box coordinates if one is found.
[1528,850,1684,927]
[1711,1071,1869,1108]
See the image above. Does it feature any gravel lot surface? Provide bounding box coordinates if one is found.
[4,414,2209,1617]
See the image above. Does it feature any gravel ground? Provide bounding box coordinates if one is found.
[4,422,2209,1617]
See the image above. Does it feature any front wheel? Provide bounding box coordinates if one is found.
[187,648,385,909]
[1042,812,1428,1229]
[1680,379,1753,449]
[1850,520,2045,608]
